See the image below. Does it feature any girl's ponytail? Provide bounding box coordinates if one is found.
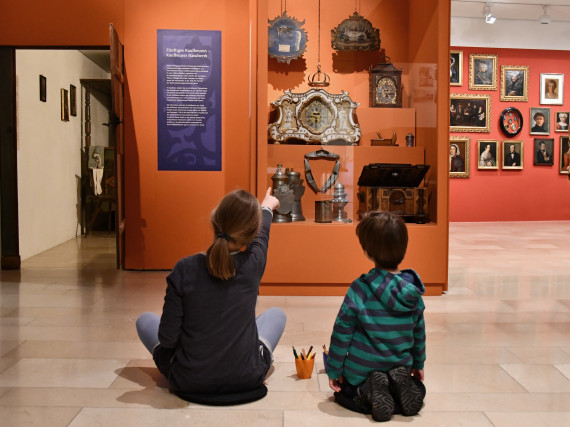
[206,190,261,280]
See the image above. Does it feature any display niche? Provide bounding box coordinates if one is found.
[258,0,449,295]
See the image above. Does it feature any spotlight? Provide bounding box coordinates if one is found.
[482,3,496,24]
[539,6,551,24]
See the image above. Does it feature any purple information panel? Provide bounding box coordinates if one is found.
[157,30,221,171]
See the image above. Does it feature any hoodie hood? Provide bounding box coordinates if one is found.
[366,268,425,313]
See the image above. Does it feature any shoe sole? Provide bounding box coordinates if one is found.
[388,367,424,416]
[369,371,395,422]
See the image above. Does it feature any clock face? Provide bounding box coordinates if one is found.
[375,76,397,105]
[500,107,523,137]
[299,98,334,134]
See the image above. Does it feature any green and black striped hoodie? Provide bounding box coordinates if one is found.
[326,268,426,386]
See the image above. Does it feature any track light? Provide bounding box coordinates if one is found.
[539,6,551,24]
[482,3,496,24]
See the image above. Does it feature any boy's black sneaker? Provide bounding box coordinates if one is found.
[387,366,425,416]
[360,371,395,422]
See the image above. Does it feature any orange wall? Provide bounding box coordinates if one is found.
[1,0,255,269]
[0,0,125,46]
[450,47,570,222]
[122,0,253,268]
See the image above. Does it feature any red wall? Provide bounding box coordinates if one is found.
[450,47,570,222]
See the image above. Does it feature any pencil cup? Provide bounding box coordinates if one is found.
[323,352,328,373]
[295,357,315,379]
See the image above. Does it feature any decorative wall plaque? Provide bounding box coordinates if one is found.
[331,12,380,51]
[268,88,361,145]
[268,12,308,64]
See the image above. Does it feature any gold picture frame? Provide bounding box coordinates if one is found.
[502,140,524,170]
[60,88,69,122]
[477,139,499,170]
[469,53,498,91]
[450,136,470,178]
[559,135,569,174]
[450,94,491,133]
[500,65,529,102]
[450,50,463,86]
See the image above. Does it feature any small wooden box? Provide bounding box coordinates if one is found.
[357,187,428,223]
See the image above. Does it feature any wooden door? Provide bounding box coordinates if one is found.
[110,24,125,269]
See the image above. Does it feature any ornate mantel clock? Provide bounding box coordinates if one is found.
[267,87,361,145]
[369,57,403,108]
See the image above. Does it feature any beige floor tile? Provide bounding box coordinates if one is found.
[427,345,523,364]
[284,410,494,426]
[485,411,570,427]
[425,392,570,412]
[0,358,128,388]
[556,364,570,380]
[0,406,80,427]
[110,359,170,389]
[507,347,570,364]
[3,340,148,360]
[69,407,283,426]
[500,364,570,392]
[0,341,22,357]
[0,387,187,409]
[425,364,527,393]
[264,362,320,392]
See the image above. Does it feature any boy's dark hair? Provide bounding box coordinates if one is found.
[356,211,408,270]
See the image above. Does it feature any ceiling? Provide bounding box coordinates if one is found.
[451,0,570,22]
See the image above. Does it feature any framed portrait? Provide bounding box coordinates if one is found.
[500,65,528,102]
[450,94,491,133]
[477,140,499,170]
[540,73,564,105]
[469,53,498,91]
[450,50,463,86]
[533,138,554,166]
[39,75,46,102]
[501,140,524,170]
[560,135,570,174]
[529,107,550,135]
[60,88,69,122]
[555,111,569,132]
[69,84,77,117]
[449,136,470,178]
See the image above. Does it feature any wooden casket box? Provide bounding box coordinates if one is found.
[357,163,430,223]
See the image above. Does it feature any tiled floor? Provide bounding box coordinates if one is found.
[0,222,569,426]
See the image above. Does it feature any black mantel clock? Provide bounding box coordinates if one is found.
[369,56,402,108]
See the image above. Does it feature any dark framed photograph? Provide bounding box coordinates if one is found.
[533,138,554,166]
[560,135,570,174]
[540,73,564,105]
[477,140,499,170]
[69,84,77,117]
[500,65,528,102]
[450,50,463,86]
[530,107,550,135]
[502,140,524,170]
[450,94,491,133]
[555,111,569,132]
[469,53,498,91]
[61,88,69,122]
[450,136,470,178]
[39,75,46,102]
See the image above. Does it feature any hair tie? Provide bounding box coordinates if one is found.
[217,232,231,241]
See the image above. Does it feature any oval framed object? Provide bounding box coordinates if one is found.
[500,107,523,137]
[268,12,308,64]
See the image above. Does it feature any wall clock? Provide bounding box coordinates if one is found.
[369,57,402,108]
[268,88,361,145]
[500,107,523,137]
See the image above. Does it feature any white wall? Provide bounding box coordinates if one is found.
[16,50,109,260]
[451,17,570,50]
